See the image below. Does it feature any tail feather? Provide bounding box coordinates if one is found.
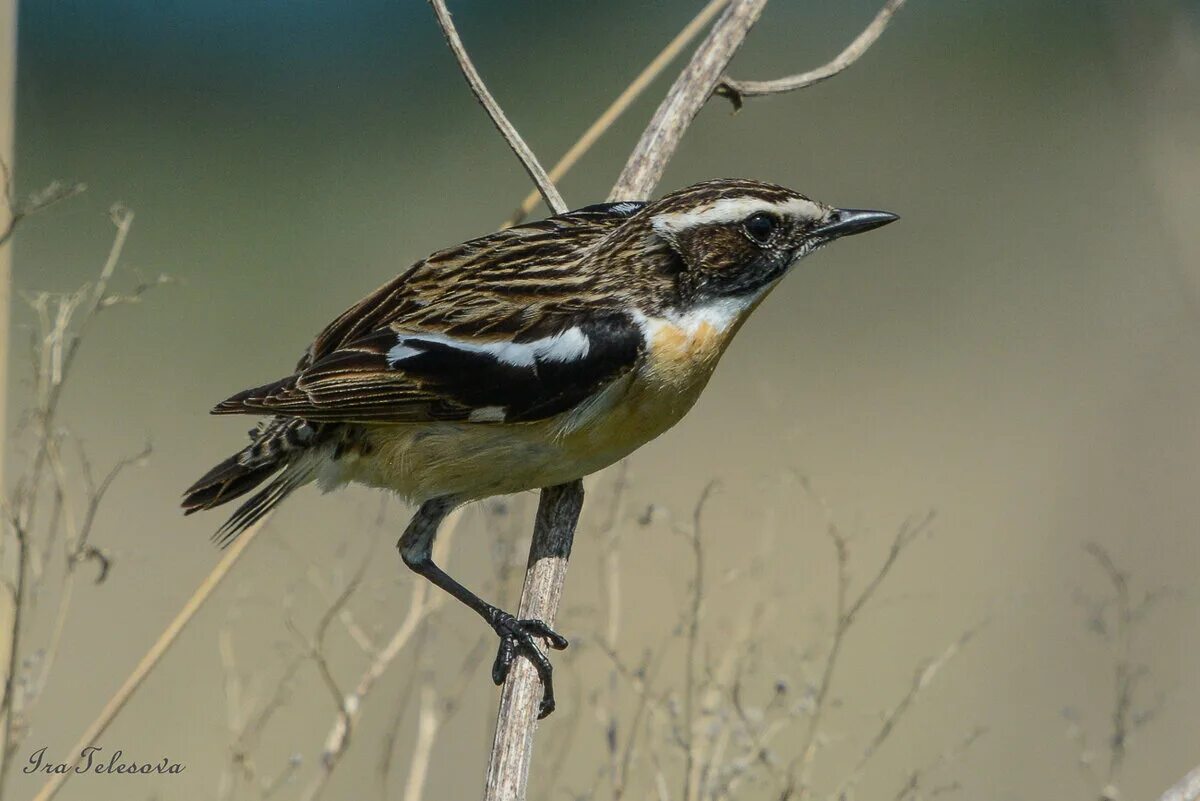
[183,416,322,546]
[182,453,281,514]
[211,466,313,547]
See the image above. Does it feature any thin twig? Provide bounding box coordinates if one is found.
[832,619,986,800]
[715,0,908,109]
[427,0,566,214]
[299,509,464,801]
[23,445,149,722]
[609,0,768,200]
[892,726,987,801]
[791,508,934,794]
[1084,543,1133,794]
[0,207,135,795]
[682,481,719,801]
[401,683,441,801]
[0,162,87,248]
[504,0,730,226]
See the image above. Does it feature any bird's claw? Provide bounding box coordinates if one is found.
[488,612,568,719]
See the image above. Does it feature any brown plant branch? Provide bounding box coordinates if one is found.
[427,0,566,214]
[715,0,908,110]
[484,480,584,801]
[609,0,768,201]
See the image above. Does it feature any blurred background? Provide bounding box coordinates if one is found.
[4,0,1199,798]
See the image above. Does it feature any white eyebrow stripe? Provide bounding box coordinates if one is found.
[651,196,823,235]
[386,327,591,368]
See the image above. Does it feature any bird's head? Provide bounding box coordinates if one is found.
[627,178,897,309]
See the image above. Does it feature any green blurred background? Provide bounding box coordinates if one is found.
[7,0,1200,798]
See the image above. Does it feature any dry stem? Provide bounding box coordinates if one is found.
[298,508,464,801]
[1072,543,1168,801]
[3,206,151,799]
[427,0,566,214]
[715,0,908,109]
[609,0,768,200]
[484,481,584,801]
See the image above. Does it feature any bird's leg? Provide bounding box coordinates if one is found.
[398,497,568,718]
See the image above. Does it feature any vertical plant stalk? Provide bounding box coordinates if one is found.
[609,0,768,201]
[484,481,583,801]
[485,3,770,797]
[0,0,19,777]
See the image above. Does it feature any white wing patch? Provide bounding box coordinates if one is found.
[652,196,823,236]
[468,405,507,422]
[386,327,591,369]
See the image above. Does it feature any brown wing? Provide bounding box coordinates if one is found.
[214,314,643,423]
[216,203,649,424]
[294,202,647,370]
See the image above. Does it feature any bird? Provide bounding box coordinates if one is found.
[183,177,896,717]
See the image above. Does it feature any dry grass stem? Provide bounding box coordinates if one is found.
[790,508,935,795]
[401,683,440,801]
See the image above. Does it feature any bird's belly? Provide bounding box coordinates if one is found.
[329,317,730,502]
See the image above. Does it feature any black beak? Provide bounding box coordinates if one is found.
[812,208,899,239]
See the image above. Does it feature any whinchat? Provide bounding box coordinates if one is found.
[184,178,897,716]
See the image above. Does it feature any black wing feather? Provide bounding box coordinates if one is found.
[215,314,643,424]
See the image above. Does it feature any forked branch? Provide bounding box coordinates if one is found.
[715,0,908,109]
[609,0,769,200]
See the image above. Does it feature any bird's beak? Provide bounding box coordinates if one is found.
[811,208,899,239]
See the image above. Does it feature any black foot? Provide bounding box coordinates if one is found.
[488,611,569,718]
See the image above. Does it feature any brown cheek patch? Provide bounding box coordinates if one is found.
[678,226,756,272]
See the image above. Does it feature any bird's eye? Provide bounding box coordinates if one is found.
[743,212,778,244]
